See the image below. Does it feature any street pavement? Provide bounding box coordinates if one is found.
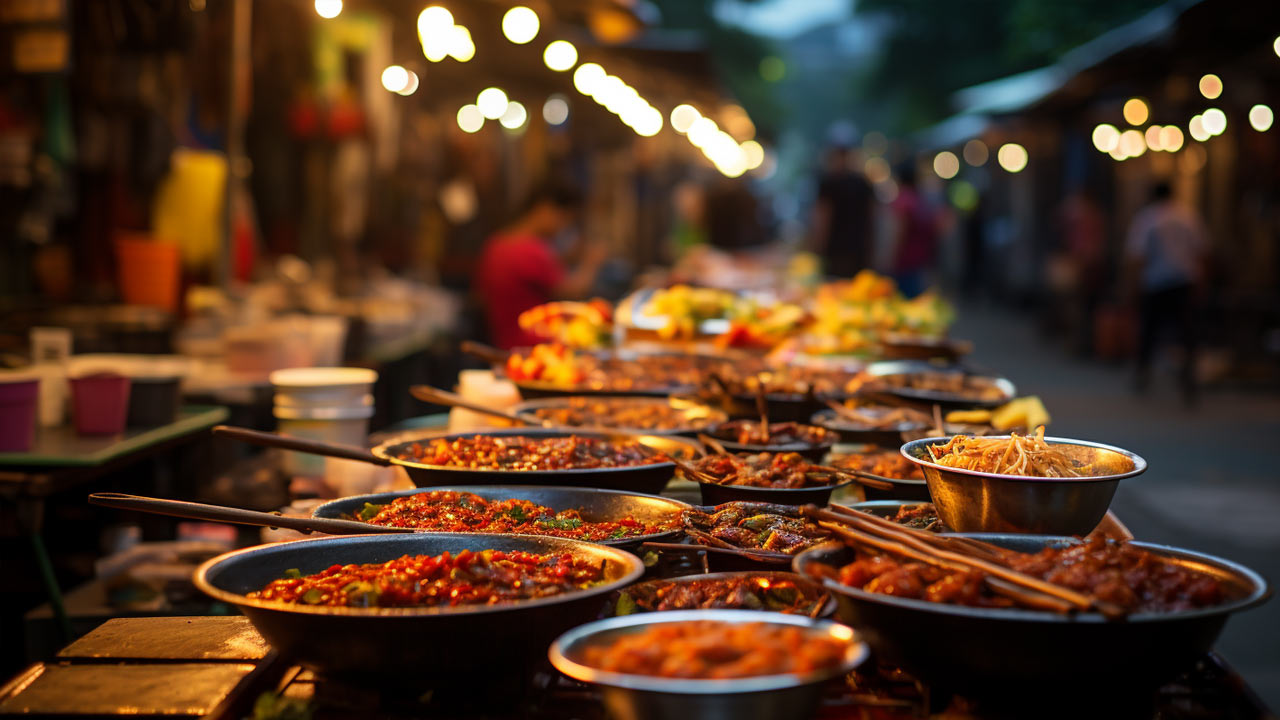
[954,304,1280,711]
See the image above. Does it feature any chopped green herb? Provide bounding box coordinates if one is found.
[505,506,528,523]
[615,592,638,616]
[535,516,583,531]
[301,588,324,604]
[283,568,303,579]
[608,527,630,539]
[357,502,385,521]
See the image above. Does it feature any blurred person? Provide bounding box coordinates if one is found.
[1057,187,1107,354]
[812,146,873,278]
[888,163,939,298]
[1125,181,1208,403]
[476,179,607,349]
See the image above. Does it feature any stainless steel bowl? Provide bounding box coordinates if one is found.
[900,435,1147,535]
[549,609,867,720]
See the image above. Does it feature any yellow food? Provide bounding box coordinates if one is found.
[990,396,1050,431]
[945,409,992,424]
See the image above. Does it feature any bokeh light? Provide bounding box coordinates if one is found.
[864,156,890,184]
[543,95,569,125]
[543,41,577,71]
[1118,129,1145,158]
[1092,123,1120,152]
[572,63,605,95]
[1123,98,1149,126]
[933,151,959,179]
[502,7,539,44]
[1202,108,1227,136]
[396,71,419,96]
[741,140,765,169]
[949,180,979,211]
[456,105,484,133]
[963,139,989,166]
[863,131,888,157]
[759,56,785,82]
[477,87,509,119]
[670,104,700,134]
[380,65,409,93]
[314,0,342,19]
[1144,125,1164,152]
[1249,104,1274,132]
[1198,74,1222,100]
[1159,125,1184,152]
[448,26,475,62]
[633,108,663,137]
[499,101,528,130]
[997,143,1028,172]
[1188,115,1210,142]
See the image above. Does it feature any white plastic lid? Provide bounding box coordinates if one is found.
[269,367,378,388]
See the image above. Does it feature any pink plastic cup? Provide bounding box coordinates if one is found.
[70,373,132,436]
[0,377,39,452]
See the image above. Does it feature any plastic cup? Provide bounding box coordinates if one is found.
[0,375,40,451]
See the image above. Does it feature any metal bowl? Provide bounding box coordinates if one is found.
[900,435,1147,535]
[702,423,838,462]
[604,571,836,618]
[512,395,727,437]
[373,427,704,495]
[809,408,925,448]
[194,532,644,680]
[548,609,868,720]
[694,478,853,508]
[861,360,1016,409]
[793,536,1270,694]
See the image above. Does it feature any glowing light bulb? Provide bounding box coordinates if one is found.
[670,105,700,133]
[380,65,410,93]
[477,87,509,119]
[499,101,527,130]
[502,6,539,44]
[687,117,718,148]
[314,0,342,19]
[1092,123,1120,153]
[1202,108,1227,136]
[1249,104,1273,132]
[1159,125,1183,152]
[1144,125,1164,152]
[543,95,569,125]
[572,63,604,95]
[933,151,959,179]
[1198,74,1222,100]
[543,40,577,72]
[633,107,663,137]
[418,6,454,36]
[1118,130,1145,158]
[457,105,484,133]
[997,143,1028,172]
[1123,98,1149,126]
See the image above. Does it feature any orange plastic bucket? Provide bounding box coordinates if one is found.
[115,234,180,311]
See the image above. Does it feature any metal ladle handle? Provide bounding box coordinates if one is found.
[87,492,409,535]
[410,385,536,426]
[212,425,390,466]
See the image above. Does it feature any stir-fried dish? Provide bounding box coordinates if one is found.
[806,537,1226,613]
[682,503,830,555]
[396,435,664,471]
[527,397,721,432]
[354,490,677,541]
[504,343,709,391]
[829,451,925,481]
[927,426,1099,477]
[686,452,846,489]
[614,574,828,616]
[881,503,943,531]
[248,550,606,609]
[707,420,835,447]
[709,365,859,397]
[579,621,848,679]
[852,371,1009,403]
[824,401,932,430]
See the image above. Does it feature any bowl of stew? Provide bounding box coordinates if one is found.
[549,609,866,720]
[703,420,838,461]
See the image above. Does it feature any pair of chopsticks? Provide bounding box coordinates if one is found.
[801,504,1126,619]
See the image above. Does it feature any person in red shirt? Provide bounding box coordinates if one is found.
[888,164,940,298]
[476,180,607,348]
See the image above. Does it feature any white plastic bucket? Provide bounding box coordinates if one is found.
[270,367,377,477]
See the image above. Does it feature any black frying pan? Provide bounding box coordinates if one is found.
[194,533,644,681]
[89,485,690,548]
[212,425,702,495]
[793,536,1270,696]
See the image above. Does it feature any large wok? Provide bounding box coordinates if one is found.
[193,533,644,681]
[793,535,1270,696]
[213,425,701,495]
[313,485,690,548]
[89,485,689,549]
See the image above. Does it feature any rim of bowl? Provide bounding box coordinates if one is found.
[900,435,1148,483]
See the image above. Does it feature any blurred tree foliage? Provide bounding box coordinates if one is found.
[648,0,783,139]
[856,0,1165,131]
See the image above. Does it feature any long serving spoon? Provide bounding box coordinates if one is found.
[409,385,543,427]
[87,492,411,535]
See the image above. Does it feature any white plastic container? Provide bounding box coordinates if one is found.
[270,367,377,477]
[447,369,521,432]
[30,327,72,427]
